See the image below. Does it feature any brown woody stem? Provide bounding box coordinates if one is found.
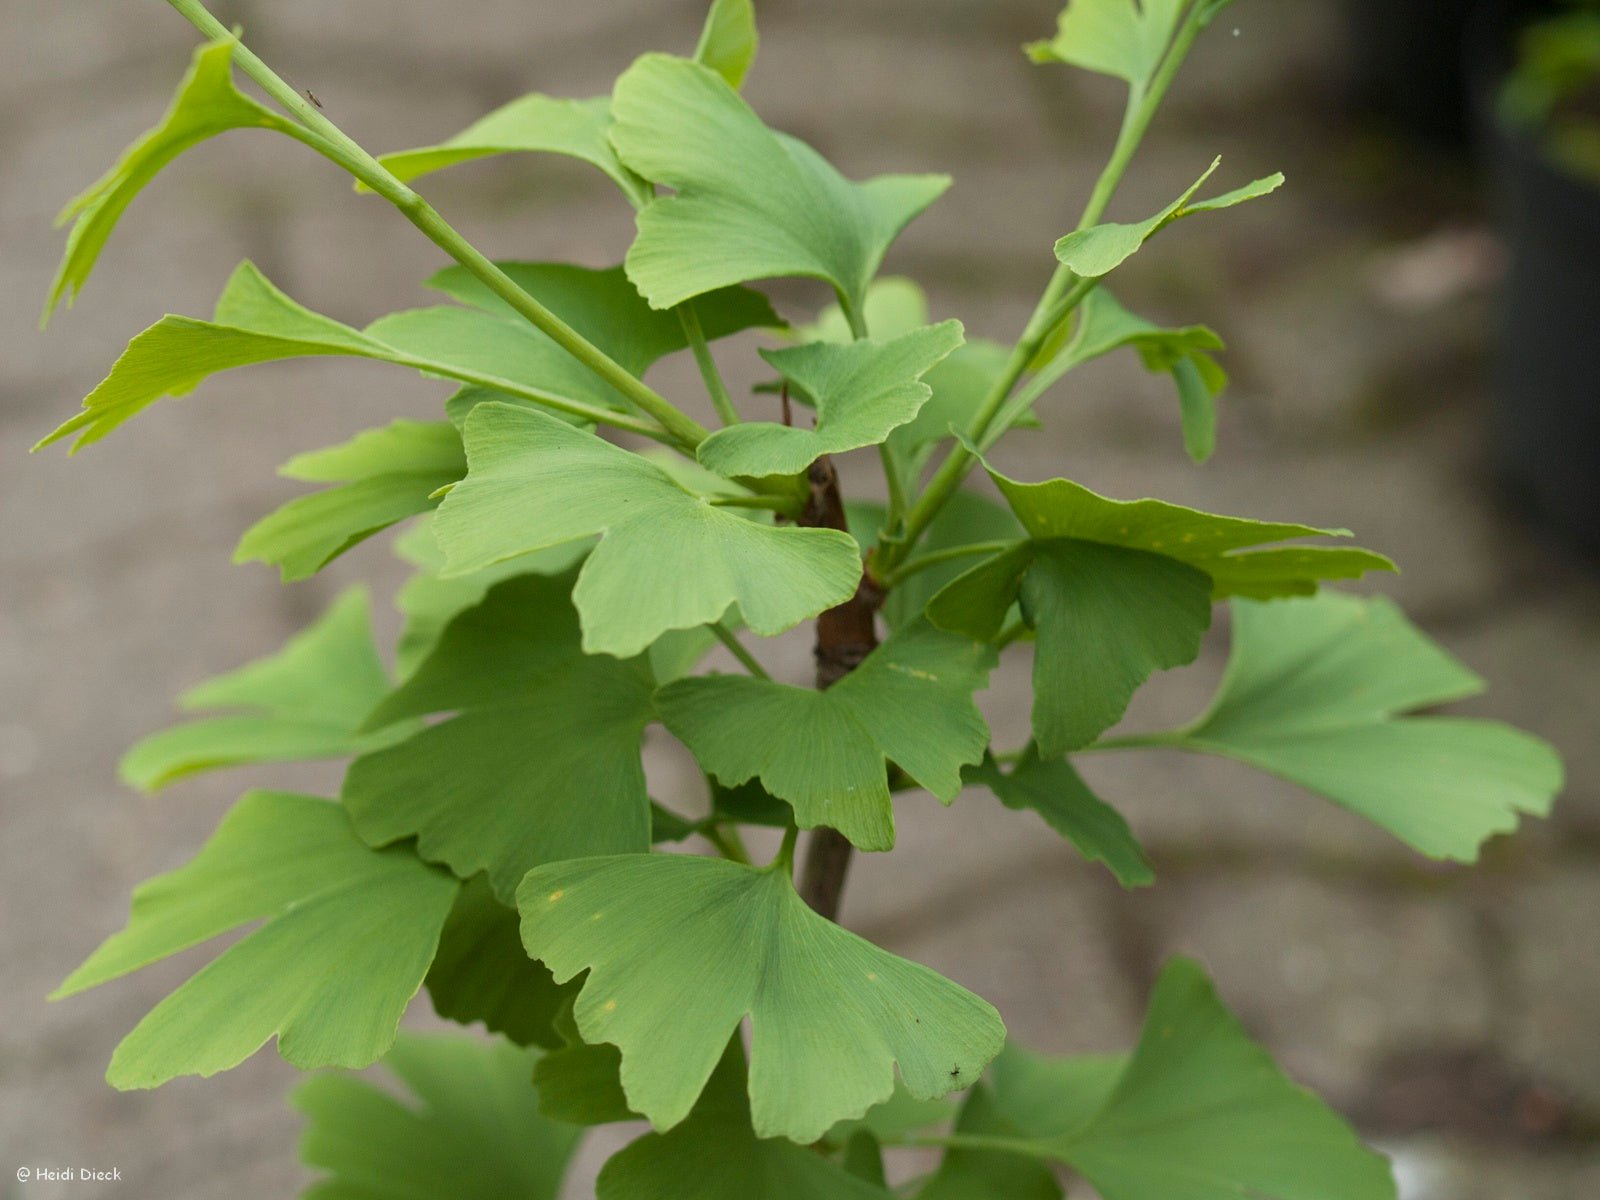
[797,455,884,920]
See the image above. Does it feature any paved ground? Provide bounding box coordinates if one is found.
[3,0,1597,1196]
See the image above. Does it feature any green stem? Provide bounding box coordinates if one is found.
[876,5,1214,574]
[679,303,741,425]
[882,539,1019,588]
[879,443,909,532]
[711,623,772,680]
[378,351,671,441]
[773,825,801,873]
[701,823,753,865]
[995,616,1032,650]
[164,0,710,451]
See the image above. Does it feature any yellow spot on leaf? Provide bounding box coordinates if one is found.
[604,999,618,1013]
[548,890,565,902]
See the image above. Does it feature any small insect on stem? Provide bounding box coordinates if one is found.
[303,88,323,109]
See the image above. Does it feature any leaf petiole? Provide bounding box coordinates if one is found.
[710,623,773,680]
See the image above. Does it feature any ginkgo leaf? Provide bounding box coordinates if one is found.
[120,588,400,791]
[657,619,996,849]
[426,875,571,1049]
[695,0,759,89]
[433,403,862,657]
[927,462,1394,753]
[518,853,1006,1142]
[345,572,655,902]
[985,958,1398,1200]
[696,321,965,478]
[1024,289,1226,462]
[797,279,1030,462]
[35,262,652,453]
[536,1029,637,1127]
[966,749,1153,887]
[1164,593,1563,861]
[596,1041,894,1200]
[1054,159,1284,279]
[44,38,322,319]
[609,54,949,315]
[53,792,458,1089]
[1026,0,1188,87]
[293,1032,581,1200]
[235,421,465,581]
[374,94,649,202]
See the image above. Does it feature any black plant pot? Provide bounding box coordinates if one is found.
[1471,4,1600,559]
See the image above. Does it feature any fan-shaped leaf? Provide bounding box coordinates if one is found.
[987,958,1398,1200]
[293,1032,581,1200]
[928,461,1393,752]
[236,421,465,581]
[120,588,400,790]
[518,853,1006,1141]
[37,263,646,452]
[53,792,457,1089]
[345,572,655,902]
[697,321,964,478]
[1167,593,1563,860]
[610,54,949,314]
[657,619,996,850]
[1026,0,1188,87]
[45,39,321,319]
[434,403,862,657]
[1054,159,1284,280]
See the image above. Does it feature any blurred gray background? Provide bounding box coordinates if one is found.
[3,0,1597,1196]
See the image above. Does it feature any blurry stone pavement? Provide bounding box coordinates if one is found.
[2,0,1597,1196]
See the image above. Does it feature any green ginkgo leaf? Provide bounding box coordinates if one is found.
[927,462,1394,753]
[344,572,655,902]
[984,958,1397,1200]
[426,875,572,1049]
[293,1032,581,1200]
[609,54,949,315]
[966,749,1153,887]
[35,262,653,453]
[434,403,862,657]
[657,619,997,850]
[53,792,458,1089]
[1163,593,1563,861]
[597,1041,894,1200]
[374,94,649,202]
[44,38,323,320]
[1054,159,1284,280]
[235,421,465,581]
[120,588,401,791]
[694,0,760,89]
[518,853,1006,1142]
[797,279,1031,465]
[697,321,965,478]
[1026,0,1188,87]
